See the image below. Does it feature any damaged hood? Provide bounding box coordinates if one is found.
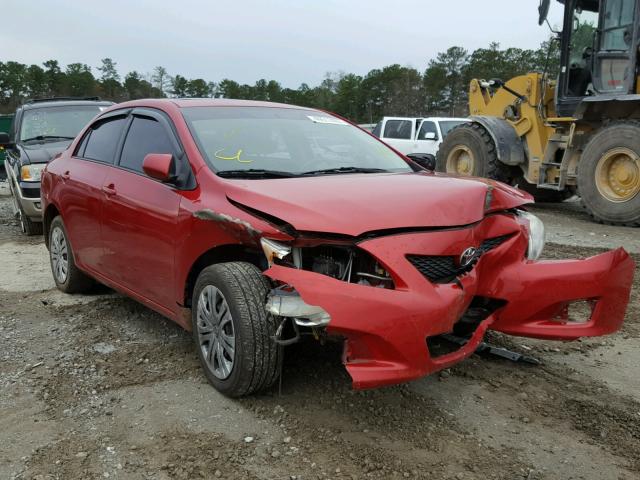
[224,172,532,237]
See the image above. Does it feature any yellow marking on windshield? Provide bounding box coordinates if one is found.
[214,148,252,163]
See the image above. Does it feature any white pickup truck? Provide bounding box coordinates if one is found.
[372,117,468,156]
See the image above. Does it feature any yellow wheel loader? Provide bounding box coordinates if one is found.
[437,0,640,226]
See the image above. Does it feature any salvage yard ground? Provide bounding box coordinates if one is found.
[0,180,638,480]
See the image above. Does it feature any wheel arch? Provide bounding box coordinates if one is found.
[43,202,61,249]
[182,243,265,309]
[469,115,526,166]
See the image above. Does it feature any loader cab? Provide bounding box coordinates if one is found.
[554,0,639,117]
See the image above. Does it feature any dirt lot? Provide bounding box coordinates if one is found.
[0,182,638,480]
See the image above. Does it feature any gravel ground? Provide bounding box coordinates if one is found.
[0,180,638,480]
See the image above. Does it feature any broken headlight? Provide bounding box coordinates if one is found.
[518,210,545,260]
[260,238,291,267]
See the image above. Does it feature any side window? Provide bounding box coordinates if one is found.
[74,131,91,157]
[371,122,382,137]
[417,121,438,141]
[119,116,174,174]
[83,116,127,164]
[383,120,412,140]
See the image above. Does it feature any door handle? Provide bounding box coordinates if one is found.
[61,170,70,181]
[102,183,117,196]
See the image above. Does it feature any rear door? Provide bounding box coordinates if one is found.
[380,118,416,154]
[58,112,128,272]
[100,109,184,310]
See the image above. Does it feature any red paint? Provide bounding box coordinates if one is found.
[142,153,173,181]
[41,99,635,390]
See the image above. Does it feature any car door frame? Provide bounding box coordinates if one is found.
[98,107,196,317]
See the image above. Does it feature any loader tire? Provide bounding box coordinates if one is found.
[578,121,640,226]
[436,122,513,182]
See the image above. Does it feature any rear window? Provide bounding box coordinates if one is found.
[383,120,412,139]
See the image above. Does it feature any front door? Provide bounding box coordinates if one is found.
[100,112,182,310]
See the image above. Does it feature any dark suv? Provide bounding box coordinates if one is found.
[0,97,112,234]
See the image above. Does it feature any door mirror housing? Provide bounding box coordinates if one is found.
[424,132,437,141]
[407,153,436,171]
[0,132,11,147]
[142,153,175,182]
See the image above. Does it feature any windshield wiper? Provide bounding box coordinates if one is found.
[302,166,389,176]
[22,135,75,143]
[217,169,298,179]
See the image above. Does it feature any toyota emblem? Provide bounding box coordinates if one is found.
[459,247,478,267]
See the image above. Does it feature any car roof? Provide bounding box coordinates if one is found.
[111,98,316,111]
[20,99,113,110]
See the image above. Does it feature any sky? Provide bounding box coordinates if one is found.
[1,0,565,88]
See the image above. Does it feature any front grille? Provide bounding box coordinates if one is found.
[407,234,513,284]
[21,186,40,198]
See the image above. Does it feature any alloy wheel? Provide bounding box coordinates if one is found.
[50,226,69,284]
[196,285,236,379]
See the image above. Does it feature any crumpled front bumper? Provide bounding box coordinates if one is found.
[264,214,635,389]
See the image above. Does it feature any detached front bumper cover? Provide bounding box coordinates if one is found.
[264,225,635,390]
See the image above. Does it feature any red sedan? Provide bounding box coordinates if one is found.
[41,99,635,397]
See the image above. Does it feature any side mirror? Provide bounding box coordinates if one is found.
[538,0,550,25]
[0,132,10,147]
[142,153,175,182]
[424,132,437,141]
[407,153,436,171]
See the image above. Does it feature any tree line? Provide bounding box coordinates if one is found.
[0,39,558,122]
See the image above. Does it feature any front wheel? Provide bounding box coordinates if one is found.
[578,122,640,226]
[192,262,281,397]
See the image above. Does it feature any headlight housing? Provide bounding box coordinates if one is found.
[21,164,46,182]
[260,238,291,267]
[518,210,545,260]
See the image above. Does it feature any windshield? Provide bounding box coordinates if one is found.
[182,107,412,177]
[20,105,105,142]
[439,120,466,137]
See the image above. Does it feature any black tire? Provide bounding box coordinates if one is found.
[49,216,94,293]
[191,262,281,397]
[19,208,43,235]
[436,122,514,182]
[10,184,43,235]
[578,121,640,226]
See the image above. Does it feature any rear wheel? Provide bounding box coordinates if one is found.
[49,216,94,293]
[192,262,281,397]
[578,122,640,226]
[436,122,513,182]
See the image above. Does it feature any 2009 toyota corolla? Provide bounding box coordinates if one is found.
[41,99,635,397]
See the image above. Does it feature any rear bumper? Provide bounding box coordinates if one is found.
[264,217,635,390]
